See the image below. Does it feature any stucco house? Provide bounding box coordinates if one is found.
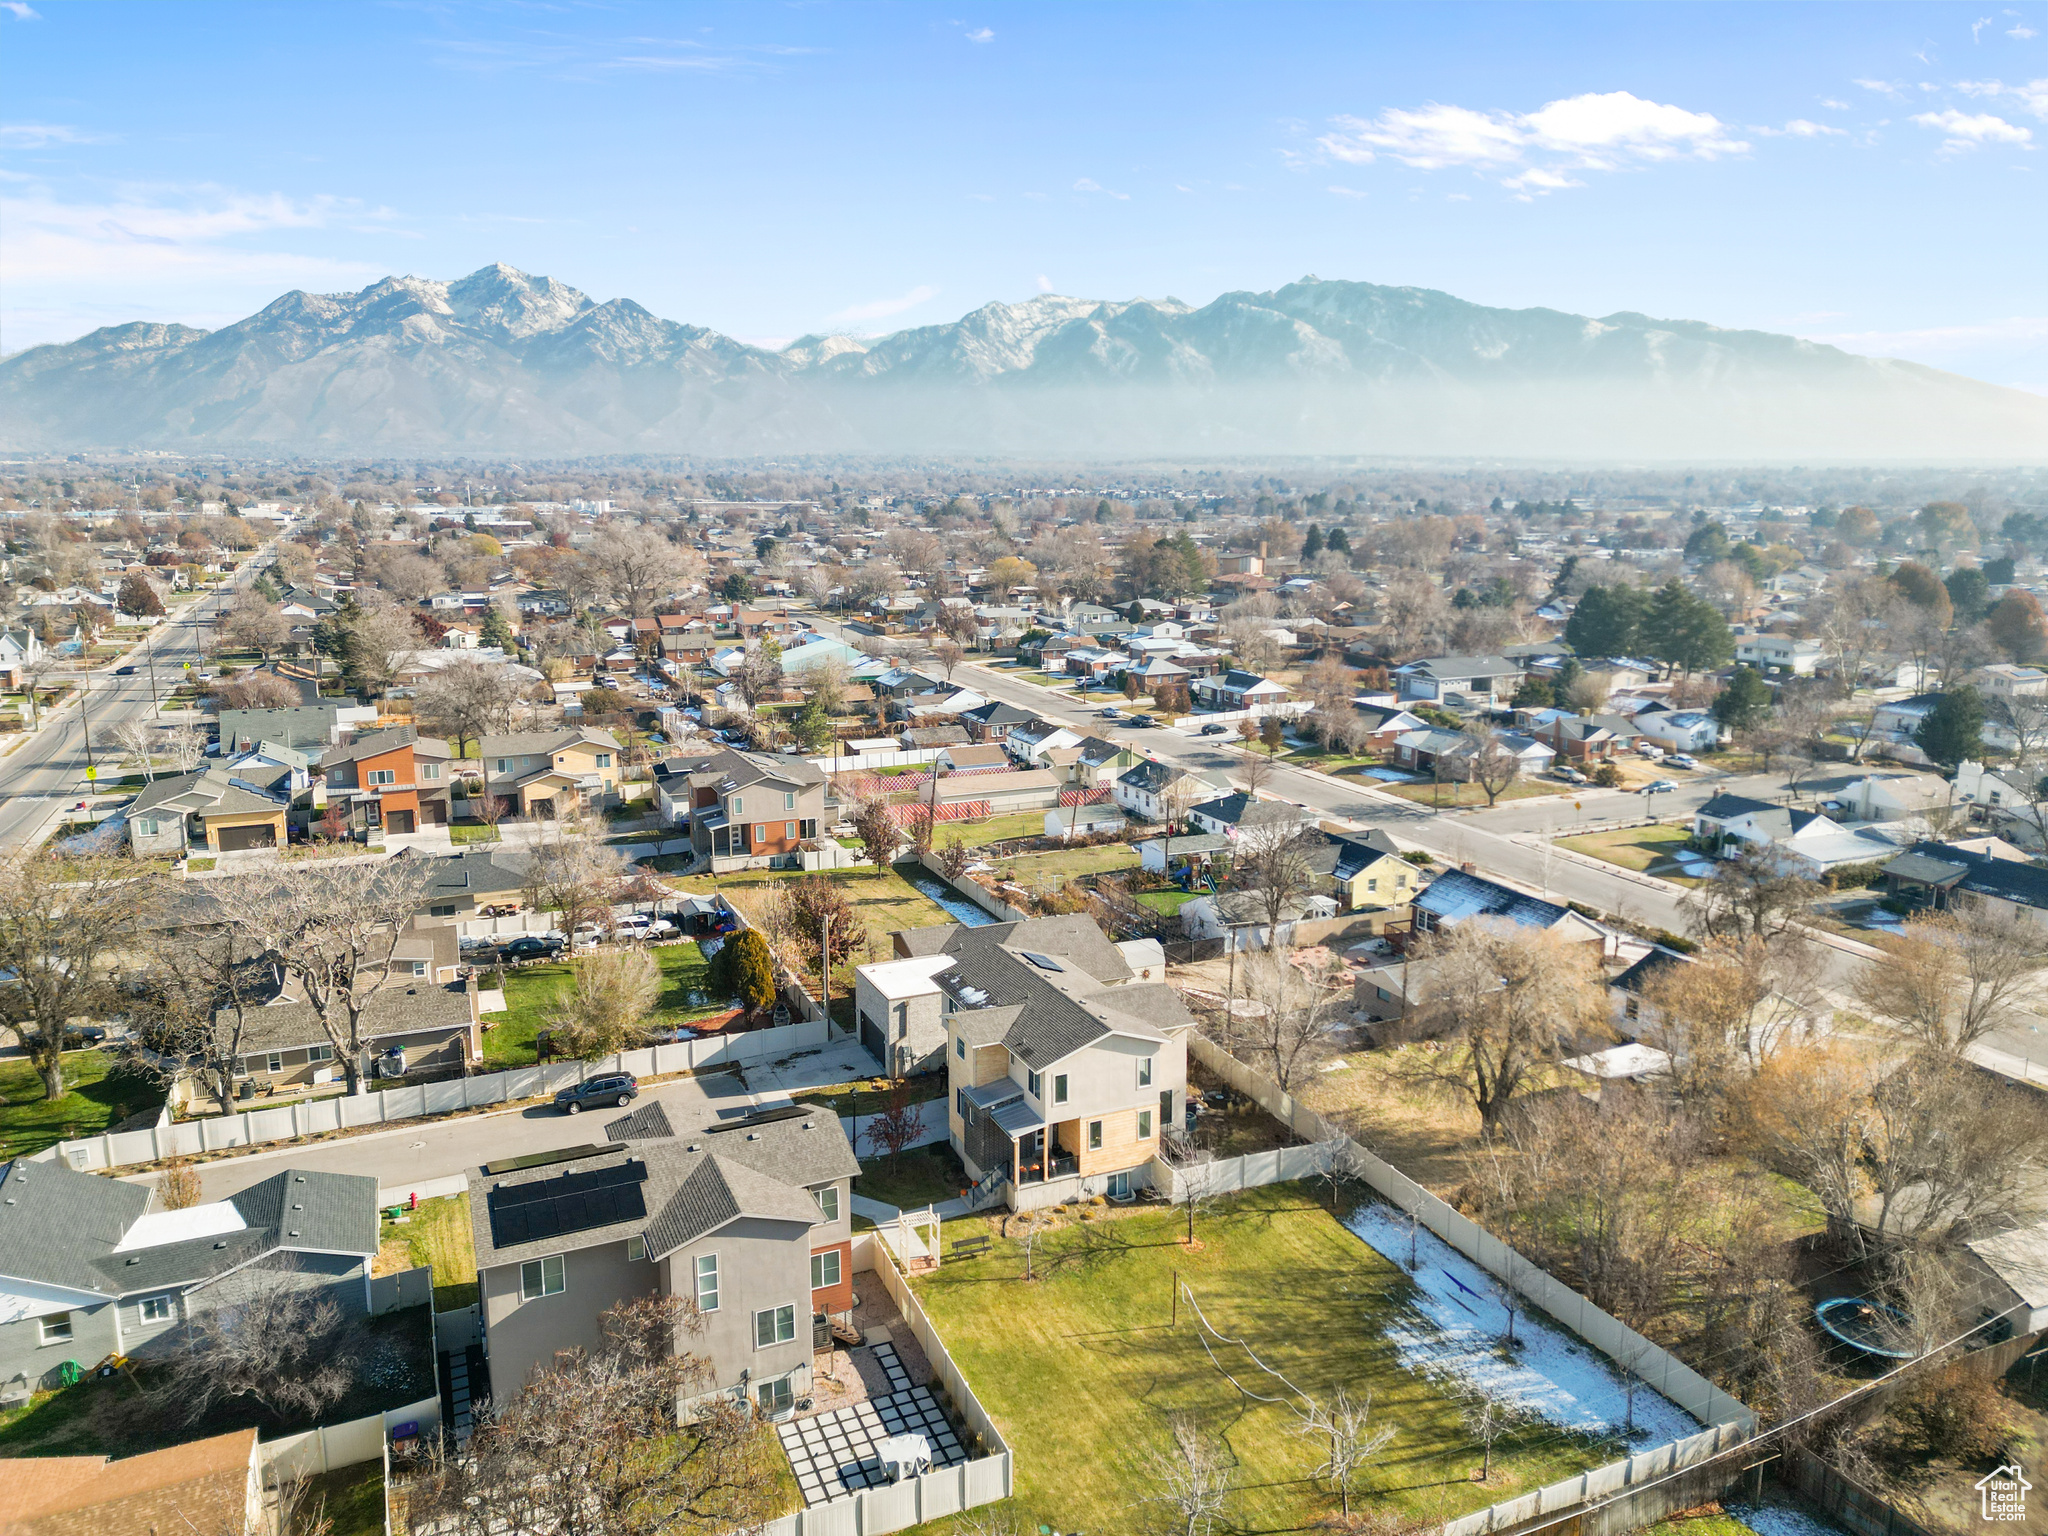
[0,1157,377,1401]
[1394,655,1518,706]
[480,727,622,820]
[467,1101,858,1417]
[127,766,293,856]
[320,726,453,835]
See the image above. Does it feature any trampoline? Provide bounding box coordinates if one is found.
[1814,1297,1916,1359]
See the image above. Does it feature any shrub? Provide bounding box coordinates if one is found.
[1650,930,1699,955]
[1825,862,1887,892]
[1889,1365,2014,1460]
[1401,849,1433,866]
[1591,763,1624,788]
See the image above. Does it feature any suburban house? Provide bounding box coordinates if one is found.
[1392,728,1552,780]
[217,700,378,755]
[1607,945,1823,1063]
[1349,702,1430,752]
[926,914,1196,1207]
[1974,663,2048,701]
[681,749,829,866]
[852,953,958,1077]
[1190,671,1290,712]
[215,977,481,1093]
[1734,634,1825,675]
[319,726,453,834]
[959,699,1039,743]
[1410,868,1609,947]
[0,626,44,690]
[0,1426,265,1535]
[466,1101,858,1416]
[1188,792,1318,843]
[480,727,623,820]
[1044,803,1129,842]
[1112,759,1222,823]
[1830,772,1957,826]
[1692,792,1901,875]
[1179,889,1339,950]
[408,845,535,924]
[1308,827,1419,912]
[1527,711,1643,763]
[1005,721,1082,766]
[0,1157,378,1400]
[1064,736,1141,789]
[1394,655,1518,706]
[1631,705,1723,754]
[1882,841,2048,930]
[127,765,293,856]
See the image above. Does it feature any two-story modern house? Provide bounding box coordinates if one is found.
[466,1101,858,1418]
[0,1158,377,1401]
[680,748,829,868]
[911,915,1195,1209]
[480,728,622,820]
[127,765,294,856]
[320,726,453,835]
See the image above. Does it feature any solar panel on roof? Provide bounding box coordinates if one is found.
[706,1103,812,1135]
[481,1144,610,1177]
[488,1159,649,1248]
[1021,951,1065,972]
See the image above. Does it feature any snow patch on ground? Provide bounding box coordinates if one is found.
[1344,1202,1701,1444]
[1726,1501,1853,1536]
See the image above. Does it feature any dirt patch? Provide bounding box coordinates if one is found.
[1295,1044,1485,1193]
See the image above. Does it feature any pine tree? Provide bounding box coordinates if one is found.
[1327,527,1351,556]
[1711,667,1773,732]
[720,928,778,1014]
[1563,584,1646,659]
[480,606,514,650]
[1914,686,1985,774]
[1302,524,1325,561]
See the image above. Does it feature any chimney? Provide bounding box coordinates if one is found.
[1462,861,1478,874]
[1258,541,1268,562]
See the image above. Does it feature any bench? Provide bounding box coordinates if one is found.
[949,1235,992,1260]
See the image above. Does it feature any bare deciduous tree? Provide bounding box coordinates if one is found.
[1634,935,1823,1101]
[1864,1052,2048,1247]
[546,949,661,1063]
[523,831,632,941]
[219,590,290,659]
[154,1267,369,1427]
[932,639,965,682]
[212,670,302,710]
[1855,904,2035,1057]
[1404,923,1607,1139]
[414,655,525,758]
[0,853,152,1099]
[126,925,268,1115]
[589,524,698,618]
[1682,844,1824,941]
[207,859,440,1093]
[1296,1386,1396,1518]
[164,722,208,771]
[1467,733,1523,807]
[1730,1042,1877,1250]
[852,797,900,868]
[1463,1391,1520,1483]
[1238,945,1344,1093]
[1237,824,1320,951]
[402,1294,776,1536]
[1145,1413,1235,1536]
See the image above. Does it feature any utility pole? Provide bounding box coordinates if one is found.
[78,673,96,775]
[819,909,833,1030]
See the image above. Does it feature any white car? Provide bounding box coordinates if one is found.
[1667,753,1700,770]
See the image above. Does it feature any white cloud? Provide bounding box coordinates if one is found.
[1777,118,1848,136]
[1958,77,2048,117]
[2012,21,2039,40]
[1974,14,1997,40]
[825,283,939,324]
[1446,192,1472,201]
[1317,89,1742,197]
[1326,185,1368,199]
[1035,274,1053,293]
[1855,78,1909,98]
[1911,107,2035,149]
[1821,97,1852,110]
[0,122,106,146]
[0,2,40,19]
[1071,176,1128,199]
[965,26,993,43]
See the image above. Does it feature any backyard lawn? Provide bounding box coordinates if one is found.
[484,940,728,1066]
[306,1462,388,1536]
[993,843,1139,884]
[947,810,1057,846]
[379,1194,479,1309]
[914,1183,1632,1534]
[1558,824,1699,879]
[0,1051,164,1161]
[447,821,501,844]
[852,1143,971,1213]
[704,864,953,1028]
[1134,887,1202,916]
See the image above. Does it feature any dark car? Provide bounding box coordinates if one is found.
[113,665,138,676]
[1200,723,1229,736]
[554,1072,639,1114]
[503,934,568,961]
[1128,714,1158,729]
[62,1024,109,1049]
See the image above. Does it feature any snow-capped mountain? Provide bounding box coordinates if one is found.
[3,264,2040,458]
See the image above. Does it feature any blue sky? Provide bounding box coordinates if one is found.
[3,1,2044,391]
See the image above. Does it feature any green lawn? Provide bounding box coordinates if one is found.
[913,1183,1627,1535]
[485,941,727,1066]
[305,1462,387,1536]
[705,864,953,1023]
[794,1074,947,1119]
[942,809,1054,846]
[380,1194,479,1309]
[853,1143,971,1212]
[995,843,1140,882]
[1379,778,1571,808]
[1557,824,1696,876]
[0,1051,164,1161]
[1133,888,1202,915]
[448,821,501,844]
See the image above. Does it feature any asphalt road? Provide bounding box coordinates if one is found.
[0,573,254,851]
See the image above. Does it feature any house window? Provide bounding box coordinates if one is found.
[1138,1056,1153,1087]
[368,769,396,786]
[694,1254,719,1312]
[955,1036,966,1060]
[1625,997,1641,1021]
[811,1249,843,1290]
[1088,1120,1103,1150]
[626,1235,646,1261]
[813,1185,839,1222]
[308,1044,333,1062]
[1367,878,1378,893]
[40,1313,72,1345]
[408,961,428,977]
[784,791,796,810]
[429,903,457,917]
[135,817,159,835]
[520,1254,565,1299]
[141,1294,175,1324]
[421,763,440,781]
[756,1375,795,1416]
[1053,1074,1068,1104]
[596,753,612,768]
[1027,1069,1042,1099]
[266,1052,283,1074]
[1138,1109,1154,1139]
[754,1304,796,1348]
[957,1089,974,1124]
[756,824,767,842]
[493,759,509,773]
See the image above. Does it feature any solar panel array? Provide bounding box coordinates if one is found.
[488,1159,649,1248]
[1020,951,1065,972]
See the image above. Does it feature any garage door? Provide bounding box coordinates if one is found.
[859,1014,888,1073]
[387,809,415,834]
[216,823,275,851]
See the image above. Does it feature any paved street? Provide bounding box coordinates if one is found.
[0,572,254,852]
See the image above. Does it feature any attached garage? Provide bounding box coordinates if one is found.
[386,809,416,834]
[859,1011,888,1073]
[215,823,276,851]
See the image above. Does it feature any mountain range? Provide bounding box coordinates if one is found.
[3,264,2041,460]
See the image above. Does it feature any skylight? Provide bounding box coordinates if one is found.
[1021,952,1065,972]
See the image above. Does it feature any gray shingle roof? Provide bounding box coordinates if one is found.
[319,726,452,768]
[480,727,622,757]
[221,981,474,1053]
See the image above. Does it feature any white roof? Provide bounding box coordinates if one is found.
[1562,1043,1673,1080]
[113,1200,248,1253]
[854,953,956,1000]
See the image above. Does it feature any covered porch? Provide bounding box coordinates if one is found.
[958,1081,1078,1190]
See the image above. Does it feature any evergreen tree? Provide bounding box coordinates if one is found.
[1711,667,1773,732]
[723,928,778,1014]
[479,606,514,650]
[1684,522,1732,561]
[1511,676,1553,709]
[1327,527,1351,555]
[791,695,835,754]
[1563,584,1646,659]
[721,572,755,603]
[1914,685,1985,774]
[1984,555,2017,586]
[1944,566,1992,626]
[1301,524,1324,561]
[1641,580,1734,676]
[116,572,163,618]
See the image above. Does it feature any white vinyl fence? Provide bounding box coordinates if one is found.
[37,1017,839,1174]
[1144,1139,1337,1202]
[1187,1035,1756,1536]
[756,1233,1013,1536]
[261,1394,440,1481]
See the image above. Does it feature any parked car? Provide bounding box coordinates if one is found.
[1642,779,1680,794]
[1667,753,1701,770]
[1128,714,1158,728]
[1200,723,1229,736]
[1552,766,1589,785]
[502,934,568,961]
[61,1024,108,1048]
[1099,707,1123,720]
[554,1072,639,1114]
